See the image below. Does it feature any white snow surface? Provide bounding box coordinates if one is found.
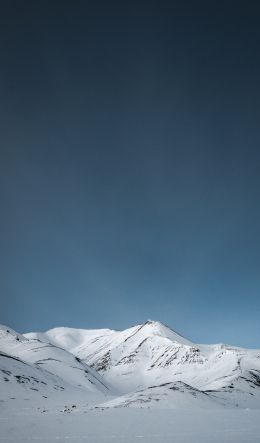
[1,320,260,442]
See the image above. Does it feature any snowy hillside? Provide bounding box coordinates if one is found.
[24,320,260,409]
[0,324,114,408]
[1,321,260,411]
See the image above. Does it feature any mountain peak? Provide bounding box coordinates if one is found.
[143,319,163,327]
[139,319,193,346]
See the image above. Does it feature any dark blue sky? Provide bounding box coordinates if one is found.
[1,1,260,347]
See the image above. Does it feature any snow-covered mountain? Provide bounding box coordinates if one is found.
[1,320,260,411]
[0,324,114,409]
[24,320,260,409]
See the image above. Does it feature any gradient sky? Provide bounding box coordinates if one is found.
[1,1,260,347]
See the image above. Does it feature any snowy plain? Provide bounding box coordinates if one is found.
[1,406,260,443]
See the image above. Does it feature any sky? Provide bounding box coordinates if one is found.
[0,1,260,347]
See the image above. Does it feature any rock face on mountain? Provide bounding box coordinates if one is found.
[24,320,260,408]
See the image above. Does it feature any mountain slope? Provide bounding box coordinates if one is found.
[0,324,114,407]
[97,381,221,409]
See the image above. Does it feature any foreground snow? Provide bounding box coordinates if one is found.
[1,405,259,443]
